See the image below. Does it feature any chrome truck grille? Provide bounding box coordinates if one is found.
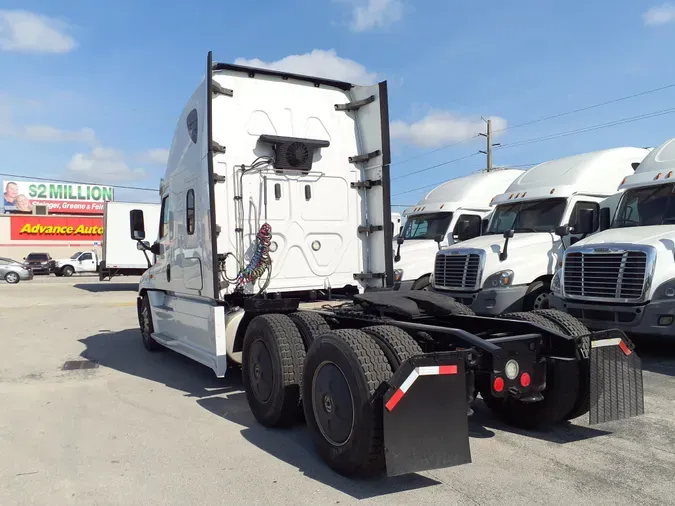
[563,248,653,302]
[433,250,483,290]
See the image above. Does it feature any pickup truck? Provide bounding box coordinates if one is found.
[54,250,99,277]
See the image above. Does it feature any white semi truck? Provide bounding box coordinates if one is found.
[127,52,644,478]
[431,147,651,314]
[99,201,161,281]
[393,168,524,290]
[551,137,675,336]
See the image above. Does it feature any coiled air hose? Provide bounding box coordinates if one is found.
[235,222,272,289]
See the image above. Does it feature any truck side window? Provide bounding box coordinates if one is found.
[186,189,195,235]
[80,253,92,261]
[570,201,600,232]
[453,214,482,241]
[160,196,170,238]
[186,109,198,144]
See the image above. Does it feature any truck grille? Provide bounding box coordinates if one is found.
[564,251,648,300]
[434,253,481,290]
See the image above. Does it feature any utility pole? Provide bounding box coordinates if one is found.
[479,118,500,171]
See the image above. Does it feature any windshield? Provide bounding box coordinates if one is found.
[401,212,453,240]
[26,254,48,261]
[70,251,83,259]
[612,183,675,228]
[488,198,567,234]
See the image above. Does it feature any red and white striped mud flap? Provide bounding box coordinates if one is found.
[589,331,644,425]
[381,351,471,476]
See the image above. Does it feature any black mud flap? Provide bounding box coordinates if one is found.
[589,331,644,425]
[381,352,471,476]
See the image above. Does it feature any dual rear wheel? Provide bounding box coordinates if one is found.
[241,314,421,477]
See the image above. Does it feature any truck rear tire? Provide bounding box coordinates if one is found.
[411,275,431,291]
[532,309,591,421]
[446,300,475,316]
[362,325,422,369]
[479,311,580,428]
[62,265,74,277]
[139,295,163,352]
[289,312,331,350]
[242,314,306,428]
[302,329,392,477]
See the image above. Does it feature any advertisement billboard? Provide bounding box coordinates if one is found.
[3,180,114,215]
[10,216,104,241]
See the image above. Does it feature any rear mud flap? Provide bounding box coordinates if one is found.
[381,352,470,476]
[589,332,644,425]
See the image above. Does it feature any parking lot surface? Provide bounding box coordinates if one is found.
[1,276,675,505]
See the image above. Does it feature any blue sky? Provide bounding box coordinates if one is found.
[2,1,675,206]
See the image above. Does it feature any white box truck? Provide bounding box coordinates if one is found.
[431,147,651,314]
[99,201,161,281]
[393,168,524,291]
[551,137,675,336]
[126,52,643,479]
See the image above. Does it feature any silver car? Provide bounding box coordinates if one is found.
[0,257,34,284]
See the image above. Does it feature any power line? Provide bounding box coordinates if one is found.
[389,82,675,169]
[0,172,157,192]
[496,107,675,151]
[391,152,480,182]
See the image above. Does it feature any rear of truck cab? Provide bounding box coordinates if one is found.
[431,147,651,315]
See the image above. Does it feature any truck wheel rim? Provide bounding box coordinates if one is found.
[248,339,273,404]
[533,292,551,310]
[312,361,354,447]
[6,273,18,283]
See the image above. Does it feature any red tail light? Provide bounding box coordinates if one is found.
[493,376,504,392]
[520,372,531,387]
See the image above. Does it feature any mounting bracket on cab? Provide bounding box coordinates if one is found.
[349,150,381,164]
[350,179,382,190]
[334,95,375,112]
[211,80,233,97]
[358,224,383,234]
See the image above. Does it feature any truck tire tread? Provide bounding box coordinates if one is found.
[289,312,331,350]
[530,309,589,337]
[243,314,306,428]
[302,328,392,477]
[447,301,475,316]
[501,311,565,333]
[362,325,422,369]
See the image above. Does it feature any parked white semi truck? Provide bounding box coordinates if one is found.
[393,168,524,290]
[127,52,644,479]
[431,147,651,314]
[551,137,675,336]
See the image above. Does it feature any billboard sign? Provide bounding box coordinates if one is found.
[3,180,113,215]
[10,216,104,241]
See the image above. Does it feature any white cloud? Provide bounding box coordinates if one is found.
[643,4,675,25]
[23,125,97,144]
[391,111,507,148]
[0,10,76,53]
[140,148,170,165]
[0,93,97,145]
[344,0,404,32]
[234,49,378,84]
[66,147,146,182]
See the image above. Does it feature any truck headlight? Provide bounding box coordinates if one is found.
[484,270,513,288]
[551,269,562,295]
[394,269,404,283]
[653,278,675,300]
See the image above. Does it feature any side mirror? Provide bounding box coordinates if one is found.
[503,229,515,239]
[130,209,146,241]
[397,235,404,245]
[434,234,444,244]
[136,241,151,251]
[150,242,161,256]
[599,207,610,231]
[574,208,595,235]
[555,225,571,237]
